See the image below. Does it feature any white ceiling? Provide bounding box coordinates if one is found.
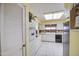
[28,3,66,20]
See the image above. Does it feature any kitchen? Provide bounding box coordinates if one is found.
[28,3,70,56]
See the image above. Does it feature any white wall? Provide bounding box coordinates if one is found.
[29,20,41,56]
[63,32,69,56]
[63,32,69,43]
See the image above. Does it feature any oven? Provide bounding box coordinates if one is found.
[55,34,62,43]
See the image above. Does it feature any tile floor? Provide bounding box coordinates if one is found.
[35,42,64,56]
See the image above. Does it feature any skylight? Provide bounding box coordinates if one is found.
[44,11,64,20]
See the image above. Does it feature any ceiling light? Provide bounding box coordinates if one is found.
[44,14,53,20]
[53,12,64,19]
[44,11,64,20]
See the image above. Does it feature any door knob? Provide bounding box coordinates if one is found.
[22,44,26,47]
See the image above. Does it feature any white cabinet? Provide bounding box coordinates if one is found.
[41,34,46,41]
[41,33,55,42]
[57,23,64,30]
[46,33,55,42]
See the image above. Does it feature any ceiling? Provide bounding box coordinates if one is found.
[27,3,67,20]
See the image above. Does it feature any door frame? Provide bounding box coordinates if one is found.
[0,3,26,56]
[17,3,26,56]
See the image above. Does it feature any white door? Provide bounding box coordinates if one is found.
[0,4,25,56]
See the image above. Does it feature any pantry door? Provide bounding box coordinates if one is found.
[0,4,25,56]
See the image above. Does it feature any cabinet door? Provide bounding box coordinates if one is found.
[46,34,54,42]
[41,34,46,41]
